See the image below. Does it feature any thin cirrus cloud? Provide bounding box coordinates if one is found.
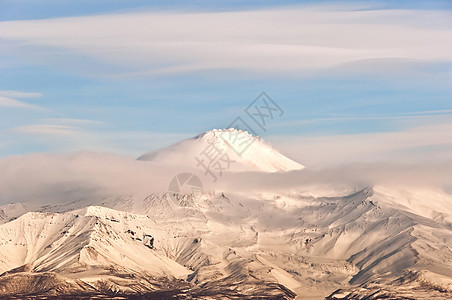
[6,120,190,157]
[0,90,42,98]
[0,96,42,110]
[272,109,452,127]
[11,124,81,136]
[0,90,44,110]
[0,5,451,77]
[271,120,452,166]
[43,118,104,127]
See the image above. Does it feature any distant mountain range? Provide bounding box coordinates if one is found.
[0,129,451,299]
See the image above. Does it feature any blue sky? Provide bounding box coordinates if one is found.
[0,0,451,164]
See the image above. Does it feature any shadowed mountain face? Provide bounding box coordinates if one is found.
[0,130,451,299]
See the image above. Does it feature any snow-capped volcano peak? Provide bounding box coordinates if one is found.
[196,128,255,143]
[194,128,259,155]
[139,128,304,172]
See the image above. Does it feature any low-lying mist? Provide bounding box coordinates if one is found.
[0,151,451,207]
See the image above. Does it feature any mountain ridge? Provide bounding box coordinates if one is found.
[0,185,451,298]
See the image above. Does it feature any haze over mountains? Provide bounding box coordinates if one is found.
[0,129,451,299]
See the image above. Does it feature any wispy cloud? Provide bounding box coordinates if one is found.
[0,6,451,77]
[273,109,452,127]
[43,118,104,126]
[271,121,452,166]
[0,96,42,110]
[11,124,81,135]
[5,119,188,157]
[0,90,42,98]
[0,90,45,111]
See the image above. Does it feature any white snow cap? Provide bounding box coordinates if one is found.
[139,128,304,172]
